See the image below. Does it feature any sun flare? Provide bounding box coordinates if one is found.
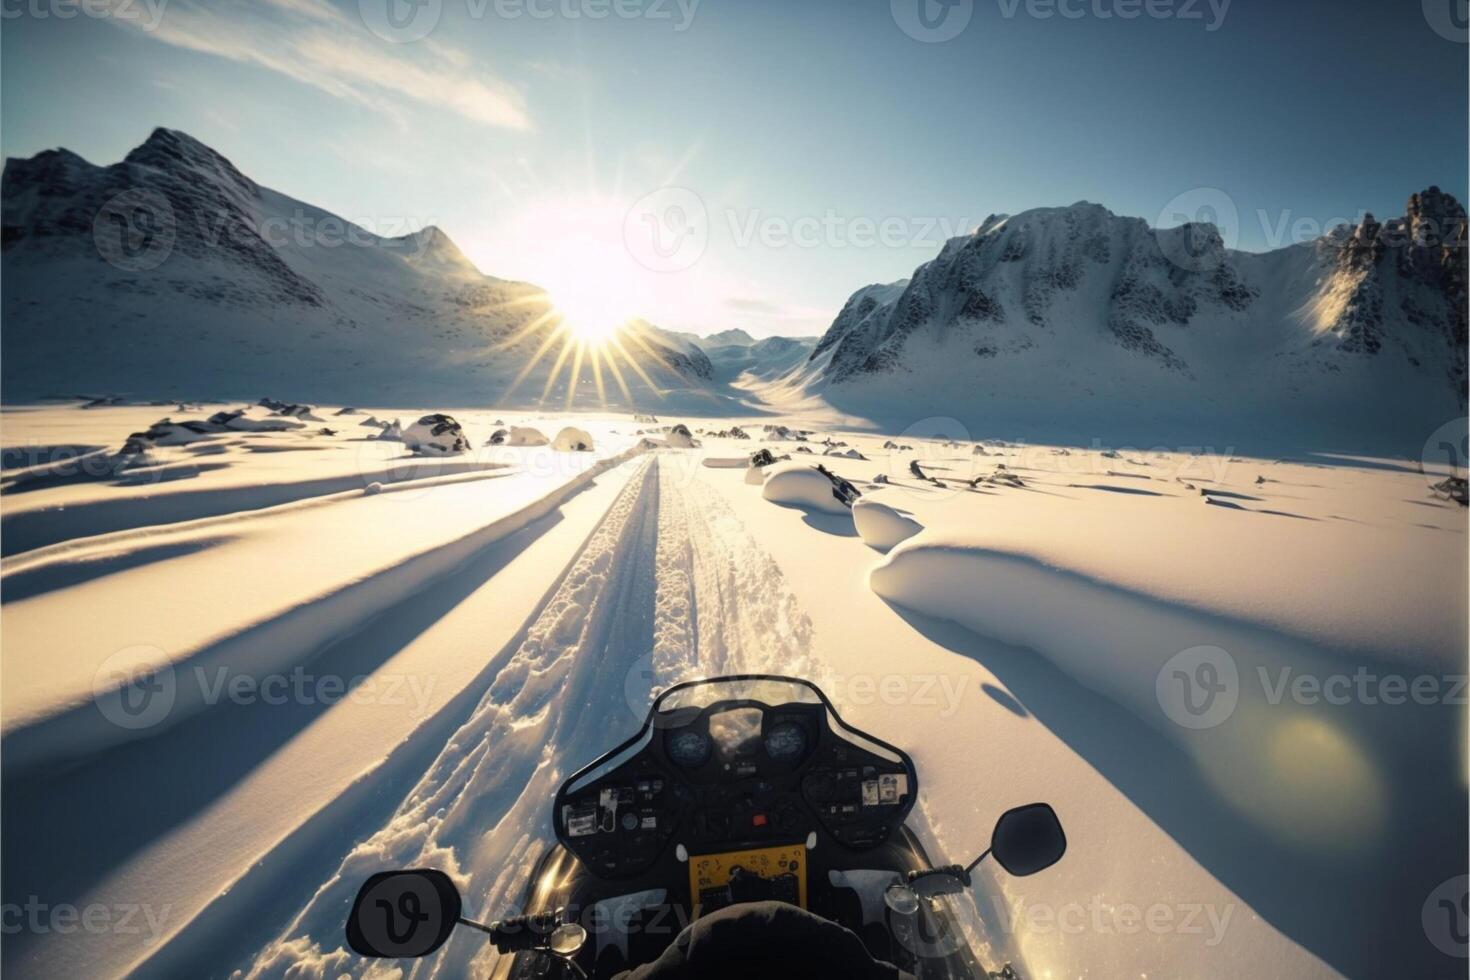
[551,285,630,347]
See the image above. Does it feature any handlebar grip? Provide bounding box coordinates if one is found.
[489,911,561,953]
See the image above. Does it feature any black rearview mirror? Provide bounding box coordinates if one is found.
[990,803,1066,877]
[346,869,462,958]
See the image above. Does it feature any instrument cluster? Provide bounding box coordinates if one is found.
[554,698,915,880]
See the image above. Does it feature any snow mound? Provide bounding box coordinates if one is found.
[206,407,306,432]
[666,423,698,448]
[852,498,923,551]
[552,426,594,452]
[403,414,470,456]
[702,457,750,469]
[745,465,767,485]
[761,462,857,515]
[489,426,549,447]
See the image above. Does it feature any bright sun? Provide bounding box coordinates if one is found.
[539,232,643,347]
[552,283,629,346]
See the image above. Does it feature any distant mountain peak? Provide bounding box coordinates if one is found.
[1,128,715,405]
[397,224,482,277]
[800,187,1465,444]
[123,127,258,199]
[700,328,758,349]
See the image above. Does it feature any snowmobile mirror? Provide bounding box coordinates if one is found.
[990,803,1067,877]
[346,869,462,959]
[905,866,971,898]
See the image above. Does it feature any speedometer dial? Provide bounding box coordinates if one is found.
[666,730,712,768]
[763,722,807,763]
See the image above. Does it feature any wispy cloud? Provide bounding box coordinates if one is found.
[104,0,530,130]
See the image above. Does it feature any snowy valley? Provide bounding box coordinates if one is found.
[0,399,1464,979]
[2,127,1466,980]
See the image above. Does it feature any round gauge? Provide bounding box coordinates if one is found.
[666,730,712,768]
[763,722,807,763]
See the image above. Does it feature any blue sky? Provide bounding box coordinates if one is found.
[3,0,1465,338]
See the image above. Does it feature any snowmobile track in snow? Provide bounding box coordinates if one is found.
[239,455,817,979]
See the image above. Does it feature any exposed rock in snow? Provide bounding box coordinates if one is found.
[130,419,216,446]
[334,407,362,416]
[1431,476,1468,505]
[359,415,383,428]
[258,398,323,421]
[402,414,470,456]
[824,447,867,460]
[376,419,403,442]
[665,423,698,448]
[206,407,306,432]
[852,498,924,551]
[551,427,594,452]
[762,462,861,514]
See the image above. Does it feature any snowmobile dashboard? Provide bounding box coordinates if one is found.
[554,676,918,882]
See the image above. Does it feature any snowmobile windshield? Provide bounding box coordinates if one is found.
[566,675,906,796]
[652,677,823,715]
[651,675,904,766]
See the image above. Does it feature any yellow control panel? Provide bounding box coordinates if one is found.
[688,843,807,915]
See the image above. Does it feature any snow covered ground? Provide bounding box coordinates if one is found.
[1,402,1464,979]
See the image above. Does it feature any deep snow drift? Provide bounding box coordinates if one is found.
[0,402,1464,980]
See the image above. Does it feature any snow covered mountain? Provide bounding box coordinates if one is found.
[800,193,1467,449]
[0,129,716,407]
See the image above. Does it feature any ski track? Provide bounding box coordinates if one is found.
[236,455,817,979]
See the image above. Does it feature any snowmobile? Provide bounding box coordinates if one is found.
[346,676,1066,978]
